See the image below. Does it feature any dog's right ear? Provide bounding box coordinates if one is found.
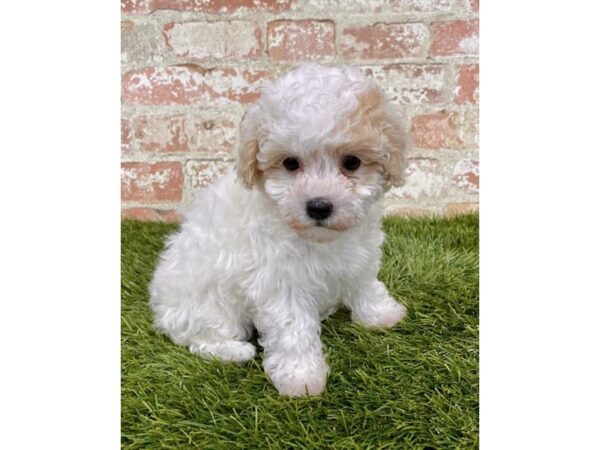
[236,105,261,189]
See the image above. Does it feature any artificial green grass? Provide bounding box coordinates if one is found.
[122,214,479,449]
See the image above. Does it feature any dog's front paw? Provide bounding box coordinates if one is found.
[266,357,328,397]
[352,298,407,329]
[272,368,327,397]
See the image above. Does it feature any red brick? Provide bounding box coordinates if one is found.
[121,208,180,222]
[446,202,479,215]
[456,64,479,104]
[469,0,479,13]
[133,115,236,157]
[122,65,270,105]
[303,0,462,14]
[365,64,448,105]
[341,23,428,60]
[121,162,184,203]
[121,119,132,155]
[267,20,335,62]
[185,160,232,190]
[385,206,439,217]
[452,159,479,194]
[122,21,167,68]
[164,21,261,61]
[391,0,464,13]
[431,19,479,56]
[122,0,147,13]
[390,158,447,199]
[411,110,477,149]
[150,0,293,13]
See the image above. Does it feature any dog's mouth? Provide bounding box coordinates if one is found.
[288,219,351,232]
[297,226,341,243]
[317,219,354,232]
[314,220,352,232]
[283,211,355,239]
[287,218,356,244]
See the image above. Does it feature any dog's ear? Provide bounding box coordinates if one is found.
[354,85,408,189]
[382,105,408,188]
[236,106,261,189]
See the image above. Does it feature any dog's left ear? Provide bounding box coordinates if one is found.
[236,105,261,189]
[356,85,408,188]
[382,105,408,188]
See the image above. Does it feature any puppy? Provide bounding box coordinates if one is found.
[150,64,408,397]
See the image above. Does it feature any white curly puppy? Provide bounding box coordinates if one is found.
[150,64,408,397]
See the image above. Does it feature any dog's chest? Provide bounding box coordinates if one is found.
[246,225,383,306]
[295,238,372,292]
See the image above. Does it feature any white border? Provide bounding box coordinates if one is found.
[483,1,600,448]
[1,2,120,448]
[1,1,600,448]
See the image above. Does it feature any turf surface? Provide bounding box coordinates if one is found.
[121,214,479,449]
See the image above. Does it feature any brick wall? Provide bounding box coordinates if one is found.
[121,0,479,221]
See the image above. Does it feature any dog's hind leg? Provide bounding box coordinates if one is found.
[151,288,256,363]
[186,303,256,363]
[187,338,256,363]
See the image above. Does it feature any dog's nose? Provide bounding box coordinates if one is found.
[306,198,333,221]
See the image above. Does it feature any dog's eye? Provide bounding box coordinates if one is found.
[342,155,361,171]
[283,157,300,171]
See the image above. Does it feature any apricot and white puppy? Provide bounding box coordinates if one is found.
[150,64,408,397]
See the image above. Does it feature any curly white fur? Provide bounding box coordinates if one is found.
[150,64,408,397]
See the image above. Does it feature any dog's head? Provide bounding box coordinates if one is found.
[236,64,407,243]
